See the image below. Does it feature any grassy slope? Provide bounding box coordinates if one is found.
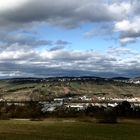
[0,80,140,101]
[0,119,140,140]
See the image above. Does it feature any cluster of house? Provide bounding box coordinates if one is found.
[114,79,140,84]
[1,95,140,113]
[39,96,140,113]
[50,77,140,84]
[129,80,140,84]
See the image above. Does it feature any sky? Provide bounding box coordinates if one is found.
[0,0,140,78]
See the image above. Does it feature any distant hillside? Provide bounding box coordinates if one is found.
[111,77,130,80]
[0,77,140,101]
[131,77,140,81]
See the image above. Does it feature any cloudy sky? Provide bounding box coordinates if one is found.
[0,0,140,78]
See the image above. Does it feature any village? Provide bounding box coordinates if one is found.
[39,95,140,113]
[0,94,140,113]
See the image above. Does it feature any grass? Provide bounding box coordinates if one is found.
[0,119,140,140]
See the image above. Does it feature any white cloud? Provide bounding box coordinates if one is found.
[107,47,138,56]
[109,2,131,19]
[114,18,140,45]
[0,44,139,77]
[0,0,28,11]
[115,19,140,32]
[120,37,136,44]
[115,20,131,32]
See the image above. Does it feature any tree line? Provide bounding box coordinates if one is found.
[0,101,140,123]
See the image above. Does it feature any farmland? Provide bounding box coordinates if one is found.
[0,119,140,140]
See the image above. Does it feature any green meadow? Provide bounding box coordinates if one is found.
[0,119,140,140]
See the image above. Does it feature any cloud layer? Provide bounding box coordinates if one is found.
[0,0,140,77]
[0,0,134,28]
[0,45,140,77]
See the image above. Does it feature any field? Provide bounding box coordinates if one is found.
[0,119,140,140]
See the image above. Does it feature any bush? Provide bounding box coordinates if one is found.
[96,109,118,123]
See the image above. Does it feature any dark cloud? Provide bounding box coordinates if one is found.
[49,46,65,51]
[0,31,52,46]
[0,0,129,29]
[0,31,71,52]
[55,40,71,46]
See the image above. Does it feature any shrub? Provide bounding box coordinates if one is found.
[96,109,118,123]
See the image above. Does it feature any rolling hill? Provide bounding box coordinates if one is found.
[0,77,140,101]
